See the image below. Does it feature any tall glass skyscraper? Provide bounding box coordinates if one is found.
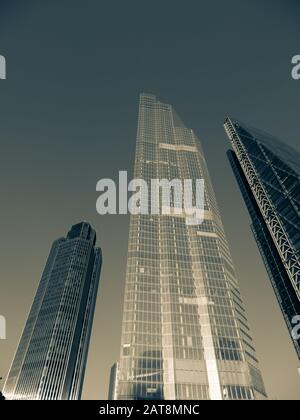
[3,222,102,400]
[225,118,300,360]
[113,94,267,400]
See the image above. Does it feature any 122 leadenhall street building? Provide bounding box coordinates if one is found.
[113,94,267,400]
[225,118,300,360]
[3,222,102,400]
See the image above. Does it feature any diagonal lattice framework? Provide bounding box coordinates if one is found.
[225,118,300,301]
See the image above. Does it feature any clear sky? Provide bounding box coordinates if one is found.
[0,0,299,400]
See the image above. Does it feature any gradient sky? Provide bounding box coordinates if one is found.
[0,0,299,400]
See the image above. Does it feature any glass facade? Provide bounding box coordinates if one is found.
[113,94,267,400]
[108,363,119,400]
[3,222,102,400]
[225,118,300,360]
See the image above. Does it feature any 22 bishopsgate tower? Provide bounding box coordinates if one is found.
[3,222,102,400]
[225,119,300,360]
[112,94,267,400]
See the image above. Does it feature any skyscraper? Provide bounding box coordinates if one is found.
[113,94,267,400]
[108,363,119,401]
[3,222,102,400]
[225,118,300,360]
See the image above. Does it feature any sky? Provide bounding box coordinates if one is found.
[0,0,299,400]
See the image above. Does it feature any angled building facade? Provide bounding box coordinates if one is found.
[225,118,300,360]
[4,222,102,400]
[113,94,267,400]
[108,363,119,401]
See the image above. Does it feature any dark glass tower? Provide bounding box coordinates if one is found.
[108,363,119,400]
[225,118,300,360]
[3,222,102,400]
[112,94,267,401]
